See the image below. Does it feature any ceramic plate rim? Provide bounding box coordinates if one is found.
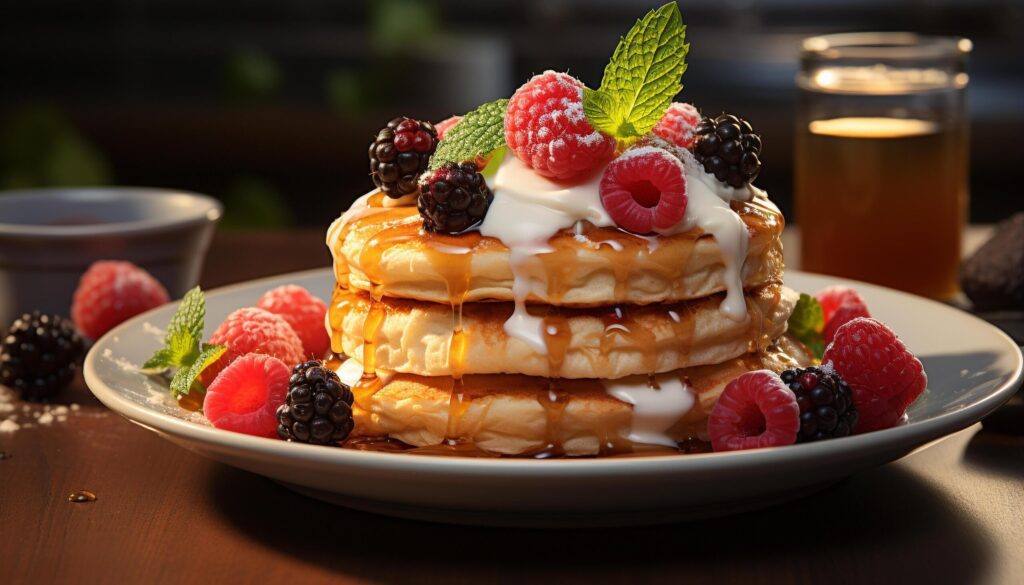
[84,268,1024,476]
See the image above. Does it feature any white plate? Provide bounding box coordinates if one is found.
[84,269,1023,527]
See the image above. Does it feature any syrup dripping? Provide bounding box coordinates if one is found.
[176,392,203,412]
[600,306,659,374]
[68,490,97,503]
[745,285,783,353]
[421,237,475,444]
[536,385,570,456]
[666,304,698,364]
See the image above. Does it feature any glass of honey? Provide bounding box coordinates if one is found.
[795,33,971,299]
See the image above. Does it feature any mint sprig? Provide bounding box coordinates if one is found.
[787,292,825,359]
[141,287,225,399]
[583,2,689,143]
[429,98,509,170]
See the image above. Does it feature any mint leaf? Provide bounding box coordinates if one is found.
[164,287,205,347]
[480,146,506,179]
[788,293,825,359]
[583,2,689,141]
[141,348,177,372]
[429,98,509,170]
[140,286,225,401]
[169,344,226,399]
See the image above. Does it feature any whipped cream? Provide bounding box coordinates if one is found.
[662,149,752,321]
[602,373,696,448]
[480,156,612,354]
[480,146,758,353]
[334,352,395,388]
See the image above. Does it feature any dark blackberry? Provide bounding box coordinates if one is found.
[0,312,85,401]
[781,366,858,442]
[369,117,438,198]
[417,161,493,234]
[693,113,762,188]
[276,360,354,445]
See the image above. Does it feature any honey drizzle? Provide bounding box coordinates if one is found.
[538,312,572,454]
[666,303,699,365]
[421,236,477,444]
[600,306,659,375]
[746,284,784,353]
[351,212,419,410]
[330,191,389,288]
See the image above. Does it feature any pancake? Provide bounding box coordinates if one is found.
[342,336,814,456]
[328,191,784,307]
[329,283,797,379]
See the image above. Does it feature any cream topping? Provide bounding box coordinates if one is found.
[602,373,696,448]
[335,353,395,388]
[480,147,760,353]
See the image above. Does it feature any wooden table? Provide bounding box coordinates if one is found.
[2,230,1022,585]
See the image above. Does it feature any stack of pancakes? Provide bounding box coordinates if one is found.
[326,191,810,456]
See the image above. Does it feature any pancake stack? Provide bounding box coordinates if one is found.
[323,3,812,456]
[325,177,810,456]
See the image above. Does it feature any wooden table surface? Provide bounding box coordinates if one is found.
[2,230,1022,585]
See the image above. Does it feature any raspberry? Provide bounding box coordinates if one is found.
[418,161,493,234]
[71,260,170,340]
[504,71,617,181]
[599,146,687,234]
[199,307,305,387]
[435,115,462,139]
[823,317,927,433]
[652,102,700,149]
[816,286,871,344]
[707,370,800,452]
[203,354,290,438]
[255,285,330,359]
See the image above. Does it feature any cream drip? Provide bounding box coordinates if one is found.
[602,373,696,448]
[480,156,611,354]
[481,147,758,352]
[334,353,395,388]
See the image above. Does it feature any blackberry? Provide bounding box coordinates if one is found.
[693,113,762,188]
[781,366,858,442]
[418,161,493,234]
[0,312,85,401]
[369,117,438,198]
[276,360,354,445]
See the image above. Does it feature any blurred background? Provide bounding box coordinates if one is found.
[1,0,1022,229]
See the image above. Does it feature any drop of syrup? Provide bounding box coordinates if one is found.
[68,490,97,503]
[0,451,10,460]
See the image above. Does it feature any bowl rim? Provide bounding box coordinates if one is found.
[0,186,223,239]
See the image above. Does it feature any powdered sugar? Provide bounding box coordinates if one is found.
[0,385,85,434]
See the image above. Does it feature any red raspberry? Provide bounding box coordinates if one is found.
[435,115,462,139]
[816,286,871,344]
[652,102,700,149]
[255,285,330,359]
[71,260,170,340]
[823,317,927,433]
[708,370,800,452]
[199,307,305,387]
[203,354,290,438]
[504,71,617,181]
[599,146,688,234]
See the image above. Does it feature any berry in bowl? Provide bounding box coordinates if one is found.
[0,187,221,328]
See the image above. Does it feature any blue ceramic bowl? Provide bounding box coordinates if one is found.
[0,187,222,327]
